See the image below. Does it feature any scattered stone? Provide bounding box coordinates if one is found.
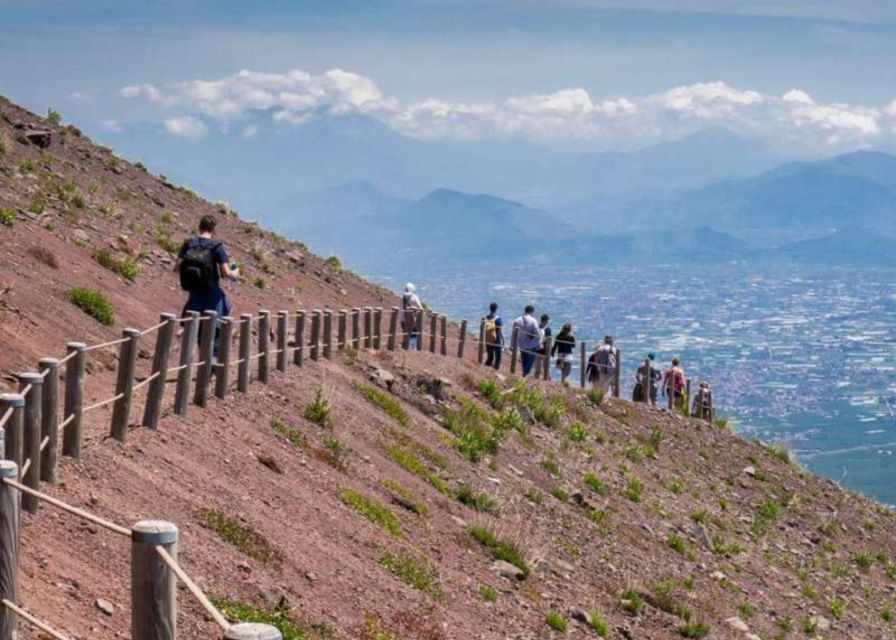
[72,229,89,244]
[491,560,525,581]
[809,616,830,631]
[257,454,283,474]
[450,516,467,528]
[571,609,592,625]
[304,571,317,582]
[725,617,750,632]
[22,130,52,148]
[95,599,115,616]
[743,466,756,477]
[237,561,251,573]
[508,464,524,477]
[487,476,501,485]
[711,571,726,581]
[368,368,395,390]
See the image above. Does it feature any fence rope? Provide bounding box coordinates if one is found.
[57,350,78,366]
[0,406,12,430]
[166,363,189,374]
[83,336,129,353]
[2,477,131,536]
[19,384,33,398]
[140,320,169,336]
[153,545,231,631]
[39,435,50,452]
[82,393,125,413]
[21,458,30,478]
[59,413,75,429]
[132,370,161,391]
[2,599,74,640]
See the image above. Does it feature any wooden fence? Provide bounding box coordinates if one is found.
[0,304,714,640]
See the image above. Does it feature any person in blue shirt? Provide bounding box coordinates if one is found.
[175,214,240,358]
[483,301,504,369]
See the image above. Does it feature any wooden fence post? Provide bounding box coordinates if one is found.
[225,623,283,640]
[439,315,448,356]
[258,310,271,383]
[641,358,651,404]
[429,314,437,353]
[351,308,361,349]
[38,358,59,484]
[18,372,42,514]
[363,307,373,349]
[373,307,383,350]
[686,378,692,415]
[0,395,24,467]
[338,310,347,352]
[194,311,217,407]
[293,311,306,366]
[542,337,552,380]
[387,307,399,351]
[323,311,334,359]
[0,460,19,640]
[580,341,587,388]
[458,320,468,358]
[708,390,715,423]
[142,314,176,429]
[215,317,233,399]
[276,311,289,372]
[62,341,86,459]
[131,520,178,640]
[111,329,140,441]
[237,314,252,393]
[509,326,519,375]
[614,347,622,398]
[477,319,485,365]
[174,312,200,417]
[416,311,425,352]
[309,310,321,361]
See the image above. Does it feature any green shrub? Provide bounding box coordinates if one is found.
[621,588,645,614]
[469,525,530,577]
[550,486,569,502]
[540,453,560,476]
[477,379,503,409]
[320,436,348,470]
[68,287,114,325]
[212,598,306,640]
[379,549,440,597]
[584,472,607,495]
[92,249,139,281]
[830,598,845,620]
[545,611,567,632]
[444,402,505,462]
[668,533,696,560]
[198,509,280,565]
[270,418,306,447]
[566,422,587,442]
[19,159,35,174]
[853,551,875,571]
[338,488,402,538]
[383,439,449,495]
[355,383,409,426]
[456,484,500,514]
[586,389,604,406]
[325,255,341,270]
[27,199,45,214]
[479,584,498,602]
[625,476,643,503]
[0,207,16,227]
[590,611,610,636]
[46,108,62,126]
[303,389,331,425]
[679,621,710,638]
[751,498,782,536]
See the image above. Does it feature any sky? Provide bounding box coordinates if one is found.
[2,0,896,155]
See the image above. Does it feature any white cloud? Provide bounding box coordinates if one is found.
[122,68,896,153]
[164,115,208,139]
[241,124,259,139]
[101,119,123,133]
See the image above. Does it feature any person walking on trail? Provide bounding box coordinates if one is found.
[176,214,239,359]
[635,352,661,405]
[483,302,504,370]
[663,357,687,410]
[551,323,576,385]
[586,335,617,395]
[692,381,712,420]
[534,313,552,380]
[401,283,423,349]
[512,305,543,377]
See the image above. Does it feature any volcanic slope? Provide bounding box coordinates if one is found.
[2,98,896,640]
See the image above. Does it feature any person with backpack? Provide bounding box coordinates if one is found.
[482,302,504,370]
[534,313,552,380]
[586,335,617,395]
[401,283,423,349]
[176,214,239,358]
[551,323,576,384]
[634,352,661,405]
[663,357,687,410]
[512,305,543,377]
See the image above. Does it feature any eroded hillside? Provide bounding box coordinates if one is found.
[2,98,896,640]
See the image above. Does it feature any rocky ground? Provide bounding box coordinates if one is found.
[2,96,896,640]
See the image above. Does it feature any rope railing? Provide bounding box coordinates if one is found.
[82,393,124,413]
[154,545,231,631]
[2,599,74,640]
[83,336,129,353]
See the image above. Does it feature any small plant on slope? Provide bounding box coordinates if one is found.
[545,611,568,632]
[469,525,531,577]
[338,488,403,538]
[68,287,114,326]
[303,389,331,425]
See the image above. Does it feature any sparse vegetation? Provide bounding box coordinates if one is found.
[830,598,845,620]
[477,379,503,409]
[0,207,16,227]
[304,389,331,425]
[68,287,114,326]
[338,488,402,538]
[545,611,568,632]
[19,159,36,174]
[381,478,428,517]
[621,588,645,615]
[589,611,610,636]
[325,255,342,270]
[355,383,409,426]
[668,533,696,560]
[320,436,348,470]
[586,389,604,406]
[271,418,306,447]
[379,548,441,597]
[456,484,500,514]
[212,597,307,640]
[479,584,498,602]
[46,108,62,126]
[679,621,710,639]
[198,509,280,565]
[92,249,140,281]
[469,525,531,577]
[625,476,643,503]
[751,498,781,536]
[382,437,449,495]
[551,486,569,502]
[584,472,608,495]
[540,453,561,476]
[28,245,58,268]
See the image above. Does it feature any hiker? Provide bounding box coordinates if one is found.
[586,335,617,395]
[634,352,661,405]
[534,313,552,380]
[482,302,504,370]
[401,283,423,349]
[662,357,687,410]
[175,214,239,358]
[512,305,543,377]
[551,323,576,384]
[692,381,712,420]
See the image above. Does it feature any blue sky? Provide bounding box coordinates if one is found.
[2,1,895,154]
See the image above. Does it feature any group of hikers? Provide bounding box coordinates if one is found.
[176,216,712,419]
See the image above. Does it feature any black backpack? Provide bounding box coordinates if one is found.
[179,240,221,292]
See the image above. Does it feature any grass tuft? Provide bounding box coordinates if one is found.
[545,611,568,632]
[456,484,500,514]
[355,383,409,426]
[303,389,331,426]
[92,249,140,281]
[469,525,531,577]
[212,598,306,640]
[198,509,280,566]
[379,548,441,597]
[68,287,114,325]
[338,488,402,538]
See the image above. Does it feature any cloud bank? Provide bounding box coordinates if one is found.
[121,68,896,153]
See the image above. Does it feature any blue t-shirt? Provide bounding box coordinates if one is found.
[179,237,230,313]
